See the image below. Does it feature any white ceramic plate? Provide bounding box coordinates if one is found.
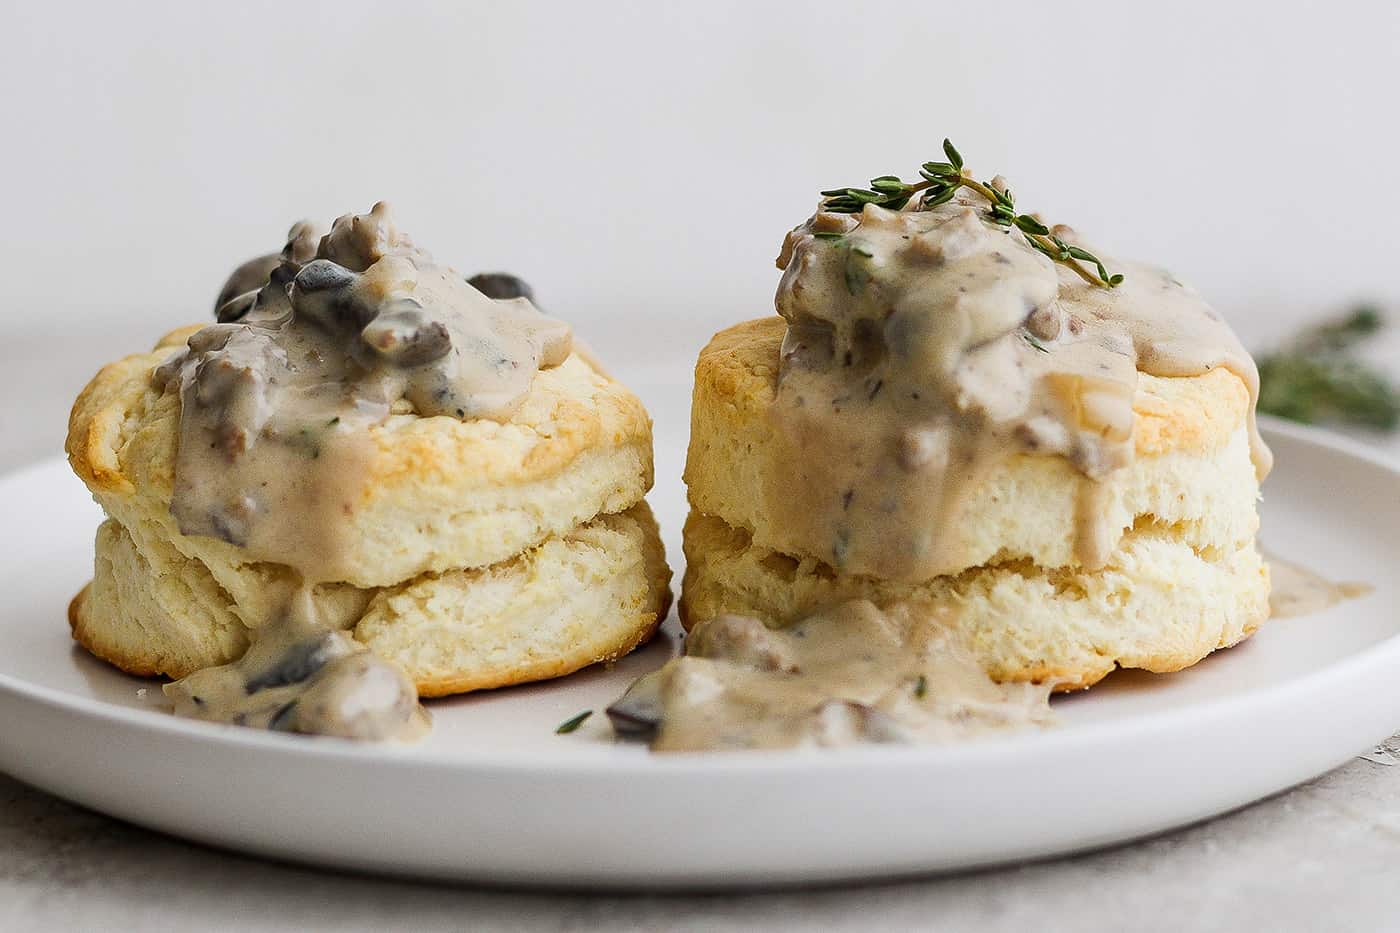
[1,417,1398,889]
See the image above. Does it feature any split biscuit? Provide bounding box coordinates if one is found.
[681,317,1269,688]
[66,328,671,694]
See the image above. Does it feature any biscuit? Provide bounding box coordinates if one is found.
[67,326,670,695]
[71,502,670,691]
[680,317,1271,688]
[680,510,1269,690]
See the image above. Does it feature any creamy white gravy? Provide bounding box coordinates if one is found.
[770,190,1271,581]
[156,203,569,740]
[166,587,429,740]
[608,601,1055,751]
[1266,553,1372,618]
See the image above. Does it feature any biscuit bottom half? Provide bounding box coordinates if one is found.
[680,510,1269,690]
[71,502,671,697]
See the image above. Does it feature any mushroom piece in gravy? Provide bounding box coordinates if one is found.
[157,202,570,741]
[166,589,428,741]
[468,271,536,302]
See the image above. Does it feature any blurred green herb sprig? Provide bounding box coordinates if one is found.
[1257,306,1400,431]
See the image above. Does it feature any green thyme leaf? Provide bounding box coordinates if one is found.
[987,181,1014,207]
[921,187,958,208]
[555,710,593,734]
[942,138,964,171]
[1015,215,1050,236]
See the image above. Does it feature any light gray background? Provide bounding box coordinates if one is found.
[4,0,1397,335]
[3,1,1400,930]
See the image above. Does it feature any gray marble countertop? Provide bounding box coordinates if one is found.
[5,324,1400,933]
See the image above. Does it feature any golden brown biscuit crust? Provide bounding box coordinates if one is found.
[690,317,1250,462]
[684,317,1260,578]
[67,328,656,588]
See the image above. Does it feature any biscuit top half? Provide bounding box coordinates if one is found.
[764,178,1269,583]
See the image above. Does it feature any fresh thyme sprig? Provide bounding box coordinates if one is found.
[819,139,1123,289]
[1257,306,1400,431]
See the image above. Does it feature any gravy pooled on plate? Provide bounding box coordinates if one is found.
[157,202,569,740]
[609,601,1055,751]
[1265,553,1372,618]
